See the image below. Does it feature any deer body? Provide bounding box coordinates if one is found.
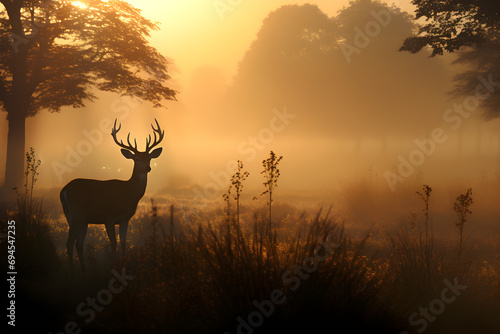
[61,120,163,272]
[61,178,145,225]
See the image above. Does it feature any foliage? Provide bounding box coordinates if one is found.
[4,148,498,333]
[122,206,405,334]
[0,0,177,189]
[225,0,449,143]
[400,0,500,57]
[11,196,60,279]
[388,222,448,312]
[6,181,499,333]
[453,188,473,234]
[260,151,283,224]
[24,147,41,202]
[3,148,59,279]
[387,184,448,313]
[0,0,177,115]
[401,0,500,119]
[453,188,473,276]
[223,160,249,225]
[416,184,432,242]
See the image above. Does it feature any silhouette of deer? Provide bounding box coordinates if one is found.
[60,119,164,272]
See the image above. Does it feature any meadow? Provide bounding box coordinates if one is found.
[1,165,499,334]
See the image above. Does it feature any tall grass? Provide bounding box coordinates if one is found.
[386,222,450,312]
[2,148,60,279]
[4,160,498,334]
[120,204,405,334]
[11,195,60,279]
[385,185,479,318]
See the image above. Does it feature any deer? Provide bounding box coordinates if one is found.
[60,119,164,272]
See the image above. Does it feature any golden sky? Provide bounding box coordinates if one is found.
[4,0,500,193]
[127,0,413,89]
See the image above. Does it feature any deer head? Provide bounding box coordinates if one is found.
[111,118,164,175]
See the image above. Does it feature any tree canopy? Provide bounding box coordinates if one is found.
[0,0,176,116]
[400,0,500,57]
[400,0,500,119]
[0,0,177,192]
[220,1,451,138]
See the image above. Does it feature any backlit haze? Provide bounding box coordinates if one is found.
[1,0,500,208]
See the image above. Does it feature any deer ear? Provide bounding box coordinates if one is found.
[149,147,162,159]
[121,149,135,159]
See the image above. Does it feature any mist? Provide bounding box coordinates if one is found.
[2,1,499,333]
[1,0,500,223]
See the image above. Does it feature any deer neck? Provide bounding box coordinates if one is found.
[128,167,148,200]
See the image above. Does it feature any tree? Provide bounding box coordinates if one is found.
[400,0,500,119]
[221,1,451,139]
[0,0,177,193]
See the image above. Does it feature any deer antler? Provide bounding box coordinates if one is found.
[145,118,164,153]
[111,119,139,154]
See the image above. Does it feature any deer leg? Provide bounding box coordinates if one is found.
[119,222,129,256]
[105,223,117,256]
[66,226,77,272]
[75,224,88,273]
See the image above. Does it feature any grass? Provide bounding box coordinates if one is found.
[119,205,405,334]
[2,176,499,334]
[7,195,60,279]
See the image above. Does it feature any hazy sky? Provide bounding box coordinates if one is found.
[128,0,414,88]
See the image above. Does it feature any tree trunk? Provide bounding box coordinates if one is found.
[3,61,29,196]
[0,1,28,198]
[4,112,26,193]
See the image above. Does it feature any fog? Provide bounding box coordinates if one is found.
[1,0,500,204]
[3,3,499,333]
